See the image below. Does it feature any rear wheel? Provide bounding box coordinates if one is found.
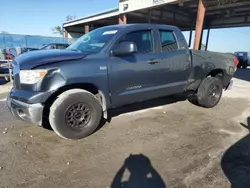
[189,77,223,108]
[49,89,102,140]
[187,96,200,106]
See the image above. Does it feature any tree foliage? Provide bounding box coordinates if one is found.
[52,26,63,36]
[201,43,206,51]
[66,15,76,21]
[52,15,75,36]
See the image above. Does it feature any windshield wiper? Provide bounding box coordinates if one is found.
[67,48,93,56]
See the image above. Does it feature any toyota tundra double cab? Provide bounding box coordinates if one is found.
[7,24,237,140]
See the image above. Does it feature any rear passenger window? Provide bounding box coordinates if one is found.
[159,30,178,52]
[119,30,153,54]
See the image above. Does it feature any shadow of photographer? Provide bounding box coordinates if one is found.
[111,154,166,188]
[221,117,250,188]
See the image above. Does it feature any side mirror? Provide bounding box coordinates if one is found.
[112,42,137,56]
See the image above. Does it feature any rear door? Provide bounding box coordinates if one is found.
[154,28,192,95]
[108,27,162,107]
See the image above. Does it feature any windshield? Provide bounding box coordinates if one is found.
[67,27,119,54]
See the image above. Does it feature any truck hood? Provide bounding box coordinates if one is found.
[15,49,87,69]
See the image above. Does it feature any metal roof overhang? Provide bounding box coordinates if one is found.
[64,8,119,33]
[202,0,250,29]
[64,0,250,32]
[125,0,250,30]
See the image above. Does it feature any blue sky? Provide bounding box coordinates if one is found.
[0,0,118,36]
[1,0,250,53]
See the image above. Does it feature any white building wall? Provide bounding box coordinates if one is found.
[119,0,178,13]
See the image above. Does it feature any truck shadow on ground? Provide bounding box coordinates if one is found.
[111,154,166,188]
[43,94,187,132]
[91,94,187,132]
[221,117,250,188]
[108,94,186,118]
[234,68,250,82]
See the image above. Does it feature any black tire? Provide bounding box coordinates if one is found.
[189,77,223,108]
[196,77,223,108]
[4,76,10,82]
[49,89,102,140]
[187,96,200,106]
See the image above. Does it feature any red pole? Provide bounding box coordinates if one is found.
[119,14,127,24]
[193,0,206,50]
[85,25,90,34]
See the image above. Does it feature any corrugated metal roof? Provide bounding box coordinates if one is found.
[64,7,119,27]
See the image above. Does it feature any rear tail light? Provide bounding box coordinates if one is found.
[234,57,239,68]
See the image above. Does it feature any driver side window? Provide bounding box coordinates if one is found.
[118,30,153,54]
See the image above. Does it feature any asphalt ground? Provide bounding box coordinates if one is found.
[0,69,250,188]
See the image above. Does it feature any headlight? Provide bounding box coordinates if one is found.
[20,70,47,84]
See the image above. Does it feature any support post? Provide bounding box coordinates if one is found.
[188,30,193,47]
[84,25,90,34]
[64,29,68,38]
[193,0,206,50]
[119,14,127,24]
[148,9,152,23]
[205,28,210,51]
[199,29,204,50]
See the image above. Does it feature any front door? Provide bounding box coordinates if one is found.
[108,29,161,107]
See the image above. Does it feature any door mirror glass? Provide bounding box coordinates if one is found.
[112,42,137,56]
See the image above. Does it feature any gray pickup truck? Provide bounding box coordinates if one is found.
[7,24,236,140]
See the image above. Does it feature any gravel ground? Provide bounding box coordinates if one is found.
[0,78,11,100]
[0,69,250,188]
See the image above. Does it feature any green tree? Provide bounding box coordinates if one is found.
[66,15,76,21]
[52,26,63,36]
[52,15,75,37]
[201,43,206,51]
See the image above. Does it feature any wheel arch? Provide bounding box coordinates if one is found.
[206,68,230,88]
[206,68,224,78]
[43,83,109,119]
[186,68,227,91]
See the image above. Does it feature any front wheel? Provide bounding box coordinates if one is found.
[49,89,102,140]
[189,77,223,108]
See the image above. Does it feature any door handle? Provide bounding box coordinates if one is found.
[148,59,159,65]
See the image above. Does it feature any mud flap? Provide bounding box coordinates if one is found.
[225,80,233,90]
